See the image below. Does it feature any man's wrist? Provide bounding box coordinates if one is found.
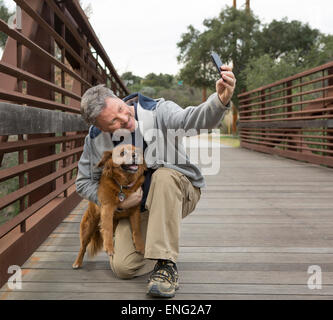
[217,94,231,108]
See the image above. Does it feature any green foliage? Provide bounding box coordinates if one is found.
[0,0,13,49]
[176,6,333,101]
[177,6,261,103]
[244,33,333,91]
[121,71,207,107]
[244,54,302,91]
[177,25,213,89]
[122,71,142,87]
[304,34,333,67]
[142,73,174,89]
[156,84,209,107]
[204,7,261,93]
[256,18,321,60]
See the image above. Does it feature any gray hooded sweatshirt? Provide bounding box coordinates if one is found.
[75,92,229,205]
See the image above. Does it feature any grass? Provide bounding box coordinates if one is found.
[205,133,241,148]
[219,135,240,148]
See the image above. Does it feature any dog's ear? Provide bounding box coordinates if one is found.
[97,150,113,168]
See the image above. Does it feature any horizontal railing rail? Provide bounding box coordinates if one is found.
[237,61,333,167]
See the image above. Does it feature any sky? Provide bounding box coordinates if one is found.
[2,0,333,77]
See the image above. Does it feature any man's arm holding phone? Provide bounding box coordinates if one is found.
[210,52,236,106]
[216,65,236,106]
[157,52,236,132]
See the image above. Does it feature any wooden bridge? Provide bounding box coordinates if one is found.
[1,0,333,300]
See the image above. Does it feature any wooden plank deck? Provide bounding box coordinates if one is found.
[1,146,333,300]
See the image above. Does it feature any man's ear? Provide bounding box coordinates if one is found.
[97,150,113,168]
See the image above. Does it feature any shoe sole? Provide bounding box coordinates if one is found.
[147,284,176,298]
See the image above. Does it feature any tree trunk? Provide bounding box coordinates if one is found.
[232,103,238,136]
[246,0,250,12]
[202,87,207,102]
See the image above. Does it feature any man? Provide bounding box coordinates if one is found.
[76,66,236,298]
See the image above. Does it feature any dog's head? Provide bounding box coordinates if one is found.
[97,144,146,185]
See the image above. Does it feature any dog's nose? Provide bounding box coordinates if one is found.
[132,153,138,162]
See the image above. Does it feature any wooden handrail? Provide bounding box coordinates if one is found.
[0,61,81,101]
[239,85,333,110]
[0,146,83,183]
[238,61,333,98]
[0,89,80,113]
[0,161,78,211]
[13,0,105,85]
[0,134,86,152]
[0,18,91,87]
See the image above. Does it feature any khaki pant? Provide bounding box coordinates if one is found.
[109,167,201,279]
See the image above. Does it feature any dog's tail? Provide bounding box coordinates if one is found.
[87,229,103,257]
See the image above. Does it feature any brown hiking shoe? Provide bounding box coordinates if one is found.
[147,259,179,298]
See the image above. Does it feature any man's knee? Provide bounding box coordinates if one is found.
[110,255,135,279]
[151,168,182,187]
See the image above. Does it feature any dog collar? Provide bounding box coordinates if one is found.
[112,177,135,202]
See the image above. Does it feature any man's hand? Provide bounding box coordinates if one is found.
[216,65,236,106]
[118,187,143,210]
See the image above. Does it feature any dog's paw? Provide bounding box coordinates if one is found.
[104,244,114,256]
[72,262,81,269]
[137,249,145,255]
[135,245,145,255]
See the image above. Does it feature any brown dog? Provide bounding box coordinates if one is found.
[72,144,146,269]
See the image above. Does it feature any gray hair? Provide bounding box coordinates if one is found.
[80,84,118,125]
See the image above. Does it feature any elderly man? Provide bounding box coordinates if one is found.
[76,66,236,298]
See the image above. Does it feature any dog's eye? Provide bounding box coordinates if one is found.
[120,151,125,157]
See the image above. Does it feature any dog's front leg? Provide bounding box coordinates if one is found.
[100,203,116,256]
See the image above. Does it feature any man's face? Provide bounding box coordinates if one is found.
[95,97,136,133]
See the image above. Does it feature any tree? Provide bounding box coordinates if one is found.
[255,18,321,60]
[243,54,302,91]
[0,0,13,49]
[303,34,333,67]
[121,71,142,85]
[177,7,333,104]
[142,73,174,89]
[242,18,332,91]
[177,6,261,103]
[177,25,213,101]
[120,70,205,107]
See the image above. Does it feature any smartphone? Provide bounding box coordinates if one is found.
[210,51,223,77]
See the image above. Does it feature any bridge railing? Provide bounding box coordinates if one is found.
[0,0,128,288]
[238,61,333,167]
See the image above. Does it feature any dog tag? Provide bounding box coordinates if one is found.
[118,192,126,202]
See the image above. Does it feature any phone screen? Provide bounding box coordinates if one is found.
[211,52,223,77]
